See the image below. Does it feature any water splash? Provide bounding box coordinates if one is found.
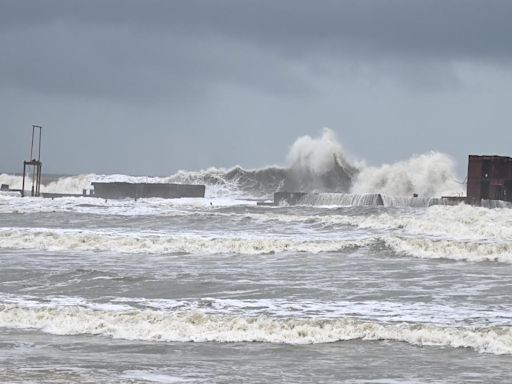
[351,152,463,197]
[0,129,464,199]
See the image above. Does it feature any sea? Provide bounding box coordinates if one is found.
[1,137,512,383]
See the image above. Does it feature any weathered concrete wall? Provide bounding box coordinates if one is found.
[271,191,511,208]
[273,191,384,206]
[91,182,205,199]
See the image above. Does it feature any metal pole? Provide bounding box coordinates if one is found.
[35,164,39,197]
[21,163,26,197]
[37,126,42,195]
[30,125,43,196]
[38,163,42,196]
[30,125,35,160]
[32,164,36,196]
[37,126,42,161]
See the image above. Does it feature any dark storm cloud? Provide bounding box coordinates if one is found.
[3,1,512,58]
[1,0,511,101]
[1,1,511,176]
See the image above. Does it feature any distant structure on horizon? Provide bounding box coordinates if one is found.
[262,155,512,208]
[5,125,206,200]
[90,182,205,199]
[21,125,43,197]
[466,155,512,203]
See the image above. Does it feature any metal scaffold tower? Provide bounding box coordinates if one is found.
[21,125,43,197]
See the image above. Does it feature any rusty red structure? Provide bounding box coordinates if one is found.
[467,155,512,203]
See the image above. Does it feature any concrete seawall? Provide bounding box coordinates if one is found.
[91,182,205,199]
[267,191,511,208]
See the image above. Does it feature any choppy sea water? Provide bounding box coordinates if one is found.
[1,193,512,383]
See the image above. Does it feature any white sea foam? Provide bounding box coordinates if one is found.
[2,194,510,244]
[261,207,512,262]
[0,173,95,194]
[0,172,230,198]
[0,129,466,199]
[0,227,370,255]
[0,174,25,191]
[355,205,512,241]
[0,202,511,262]
[268,204,512,243]
[0,194,254,215]
[4,294,510,327]
[122,371,192,383]
[0,304,511,354]
[287,128,356,176]
[0,190,21,197]
[351,152,463,197]
[382,236,512,263]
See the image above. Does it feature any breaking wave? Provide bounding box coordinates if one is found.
[0,225,511,264]
[0,128,464,199]
[0,203,510,262]
[382,237,512,264]
[351,152,463,198]
[168,128,357,197]
[356,204,512,241]
[1,304,511,354]
[0,227,370,255]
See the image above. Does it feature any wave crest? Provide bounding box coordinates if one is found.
[1,304,511,354]
[0,129,464,199]
[0,228,370,255]
[351,151,463,197]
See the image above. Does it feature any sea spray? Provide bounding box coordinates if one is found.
[0,129,464,198]
[283,128,357,192]
[351,151,463,197]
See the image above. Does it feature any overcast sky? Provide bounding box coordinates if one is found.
[1,0,511,177]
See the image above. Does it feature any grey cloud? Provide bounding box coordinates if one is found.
[1,1,512,102]
[1,1,511,177]
[0,18,312,102]
[2,0,512,60]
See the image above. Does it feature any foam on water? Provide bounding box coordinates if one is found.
[0,201,511,262]
[0,194,254,215]
[2,192,510,242]
[0,227,370,255]
[358,205,512,241]
[105,297,512,327]
[0,304,511,354]
[382,236,512,263]
[7,294,508,326]
[1,131,511,380]
[0,173,95,194]
[121,371,192,383]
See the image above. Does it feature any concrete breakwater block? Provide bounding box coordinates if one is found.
[91,182,205,199]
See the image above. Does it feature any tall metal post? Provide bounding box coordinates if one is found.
[30,126,35,160]
[35,125,42,161]
[21,125,43,197]
[21,163,26,197]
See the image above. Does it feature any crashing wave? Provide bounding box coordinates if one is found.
[1,304,511,354]
[1,224,511,263]
[0,227,371,255]
[351,151,463,197]
[0,128,464,199]
[0,130,355,198]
